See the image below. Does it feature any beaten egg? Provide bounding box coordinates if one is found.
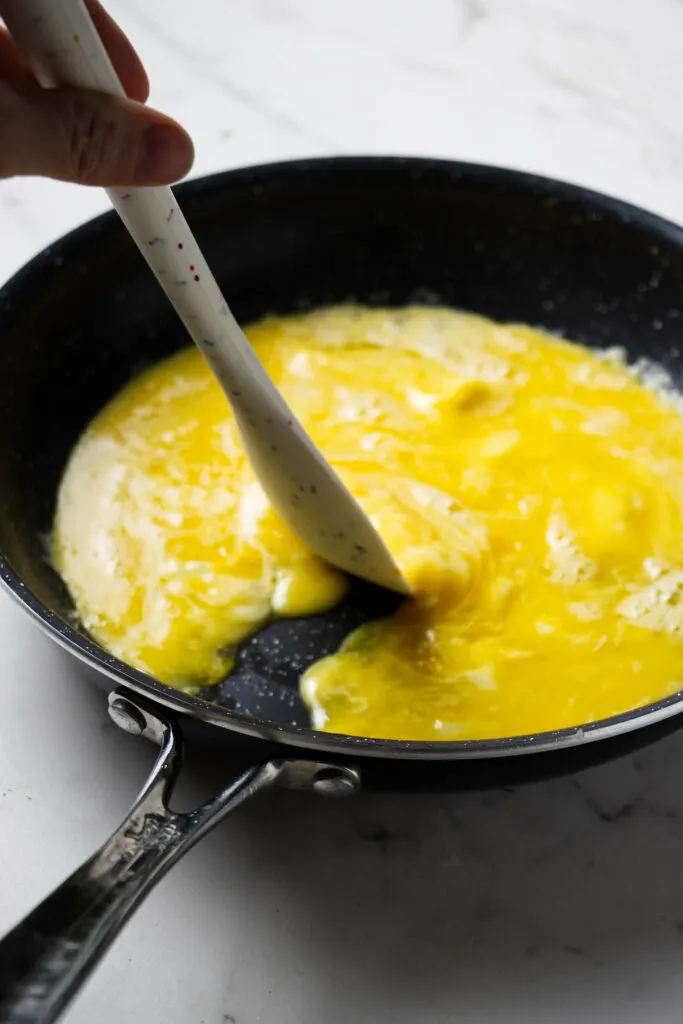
[54,306,683,741]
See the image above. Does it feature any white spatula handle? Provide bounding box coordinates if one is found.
[3,0,411,595]
[3,0,281,401]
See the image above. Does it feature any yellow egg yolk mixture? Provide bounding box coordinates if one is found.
[53,306,683,741]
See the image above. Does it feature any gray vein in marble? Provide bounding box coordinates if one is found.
[529,54,683,174]
[119,4,336,147]
[0,191,40,236]
[253,0,304,26]
[459,0,489,34]
[253,0,467,85]
[529,62,605,108]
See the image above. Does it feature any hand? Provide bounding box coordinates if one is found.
[0,0,194,185]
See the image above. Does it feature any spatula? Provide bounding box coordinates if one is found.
[2,0,411,596]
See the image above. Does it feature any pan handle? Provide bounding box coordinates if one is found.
[0,691,360,1024]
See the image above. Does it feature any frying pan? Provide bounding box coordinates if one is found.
[1,156,683,1023]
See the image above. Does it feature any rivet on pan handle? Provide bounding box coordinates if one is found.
[0,690,361,1024]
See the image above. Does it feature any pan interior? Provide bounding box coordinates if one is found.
[1,158,683,737]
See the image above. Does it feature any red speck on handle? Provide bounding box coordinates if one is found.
[194,275,200,282]
[287,419,293,426]
[178,243,183,249]
[189,265,195,271]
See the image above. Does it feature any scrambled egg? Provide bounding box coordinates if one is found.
[53,306,683,740]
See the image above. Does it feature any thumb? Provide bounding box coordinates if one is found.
[0,83,195,186]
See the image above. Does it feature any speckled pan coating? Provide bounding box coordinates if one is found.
[1,157,683,789]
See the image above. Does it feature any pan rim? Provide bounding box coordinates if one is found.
[3,153,683,760]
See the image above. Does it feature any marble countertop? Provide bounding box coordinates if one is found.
[2,0,683,1021]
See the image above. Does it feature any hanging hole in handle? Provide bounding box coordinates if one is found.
[312,766,358,799]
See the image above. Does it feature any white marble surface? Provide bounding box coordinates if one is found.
[3,0,683,1021]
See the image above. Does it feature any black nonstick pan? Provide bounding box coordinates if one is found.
[1,156,683,1023]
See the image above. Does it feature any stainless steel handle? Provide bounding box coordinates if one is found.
[0,692,360,1024]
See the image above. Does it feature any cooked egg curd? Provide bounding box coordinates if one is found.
[54,306,683,740]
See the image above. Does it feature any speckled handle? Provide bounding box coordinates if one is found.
[2,0,270,399]
[3,0,410,594]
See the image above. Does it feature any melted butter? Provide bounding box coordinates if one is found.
[53,306,683,740]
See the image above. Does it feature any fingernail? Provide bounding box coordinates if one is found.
[135,123,194,184]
